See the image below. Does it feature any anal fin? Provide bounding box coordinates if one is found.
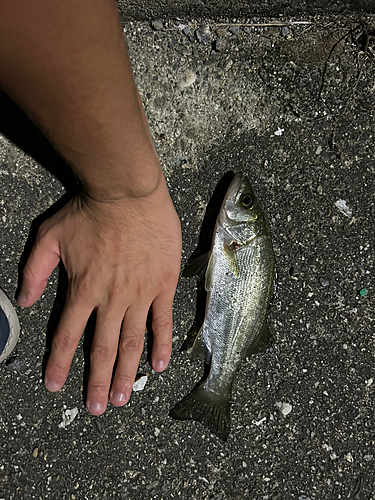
[247,320,273,356]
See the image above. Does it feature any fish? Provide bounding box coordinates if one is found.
[170,172,275,440]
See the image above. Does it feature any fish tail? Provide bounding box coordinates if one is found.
[169,384,231,441]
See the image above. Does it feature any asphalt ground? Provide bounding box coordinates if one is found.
[0,13,375,500]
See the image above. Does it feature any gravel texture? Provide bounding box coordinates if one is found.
[1,13,375,500]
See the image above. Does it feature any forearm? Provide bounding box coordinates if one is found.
[0,0,160,200]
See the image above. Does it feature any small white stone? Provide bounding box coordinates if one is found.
[365,378,373,387]
[322,444,333,452]
[345,453,354,463]
[154,428,160,437]
[276,401,292,416]
[335,199,352,218]
[178,70,197,89]
[274,127,284,136]
[252,416,267,426]
[315,145,323,155]
[58,408,79,429]
[133,375,148,392]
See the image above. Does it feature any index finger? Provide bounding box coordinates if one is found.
[44,294,93,392]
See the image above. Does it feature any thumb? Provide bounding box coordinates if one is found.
[18,225,61,307]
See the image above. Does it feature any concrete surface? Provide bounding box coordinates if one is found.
[1,11,375,500]
[117,0,375,21]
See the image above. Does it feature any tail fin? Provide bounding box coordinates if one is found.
[169,384,231,441]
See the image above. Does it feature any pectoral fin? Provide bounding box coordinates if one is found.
[247,320,273,356]
[223,243,239,277]
[204,253,215,292]
[183,253,209,278]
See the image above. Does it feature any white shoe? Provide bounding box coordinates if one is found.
[0,289,20,363]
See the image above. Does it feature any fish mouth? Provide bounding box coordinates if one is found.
[228,172,246,199]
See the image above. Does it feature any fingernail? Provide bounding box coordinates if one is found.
[17,293,28,306]
[45,379,61,392]
[154,359,166,372]
[110,392,127,405]
[86,401,106,415]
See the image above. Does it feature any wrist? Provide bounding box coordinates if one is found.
[82,157,164,202]
[80,161,168,207]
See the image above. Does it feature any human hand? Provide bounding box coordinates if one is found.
[17,178,181,415]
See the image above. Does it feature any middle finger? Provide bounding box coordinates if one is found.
[86,306,124,415]
[109,304,149,407]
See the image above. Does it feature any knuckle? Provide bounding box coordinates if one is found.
[114,373,135,389]
[53,332,75,353]
[89,381,108,393]
[47,362,66,377]
[90,345,114,363]
[152,313,171,334]
[120,327,144,353]
[36,220,50,240]
[107,284,122,303]
[76,277,92,298]
[22,261,37,282]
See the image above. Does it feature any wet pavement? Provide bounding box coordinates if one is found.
[1,12,375,500]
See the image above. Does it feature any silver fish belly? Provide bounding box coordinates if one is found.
[170,172,275,440]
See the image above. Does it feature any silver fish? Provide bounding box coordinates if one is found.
[170,172,275,440]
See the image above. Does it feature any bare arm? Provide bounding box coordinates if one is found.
[0,0,182,415]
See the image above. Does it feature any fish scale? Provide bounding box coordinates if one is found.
[170,172,275,440]
[204,234,273,395]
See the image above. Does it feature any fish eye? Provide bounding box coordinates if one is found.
[240,194,254,209]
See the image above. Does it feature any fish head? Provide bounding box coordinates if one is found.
[219,172,267,244]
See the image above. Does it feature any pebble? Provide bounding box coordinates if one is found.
[229,25,240,35]
[216,28,228,38]
[320,277,330,287]
[151,20,164,31]
[32,447,39,458]
[281,26,290,36]
[59,408,79,429]
[182,26,191,36]
[5,356,25,374]
[289,266,300,278]
[133,375,148,392]
[214,38,226,52]
[178,70,197,89]
[335,199,352,218]
[276,401,293,416]
[195,26,211,44]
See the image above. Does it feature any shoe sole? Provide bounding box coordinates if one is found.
[0,289,20,363]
